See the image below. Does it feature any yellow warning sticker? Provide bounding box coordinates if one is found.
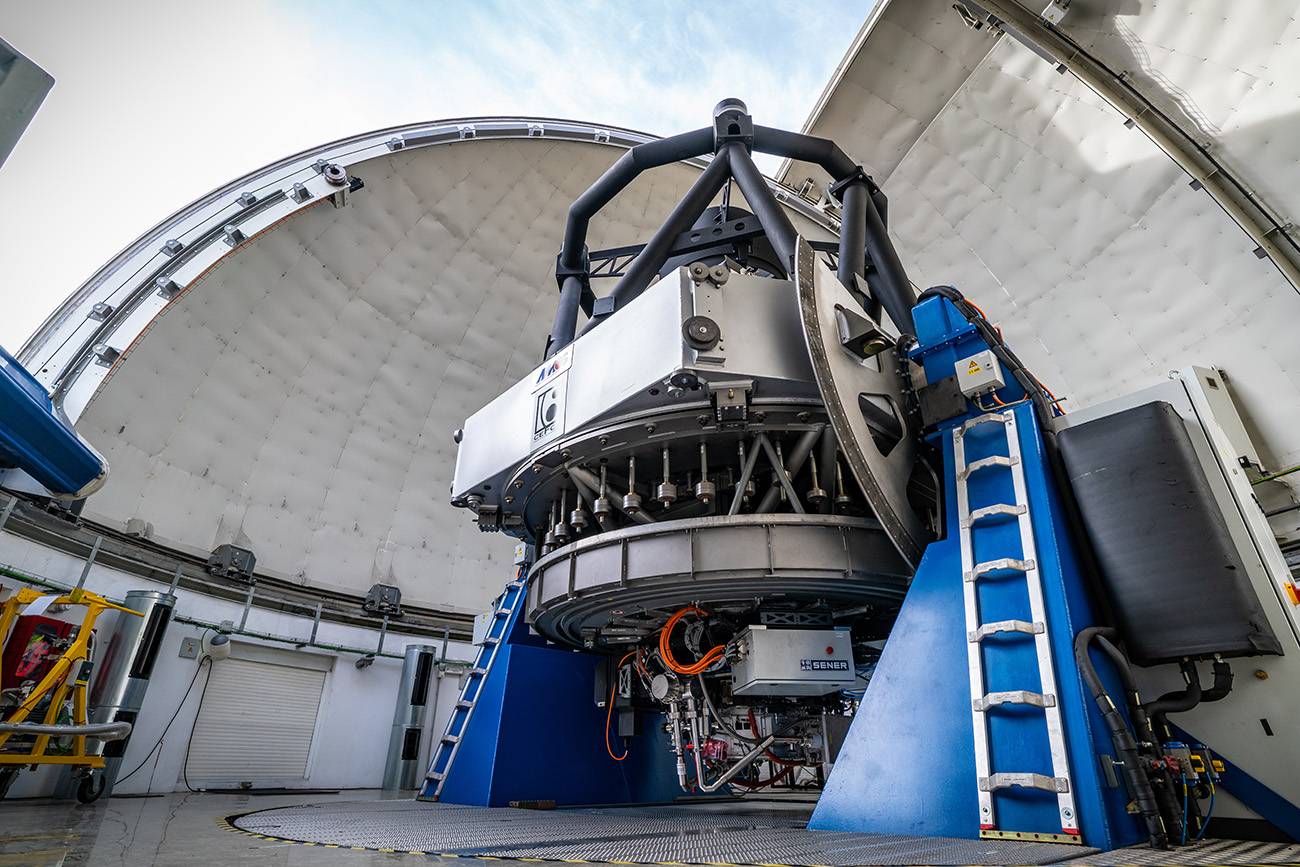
[967,360,981,374]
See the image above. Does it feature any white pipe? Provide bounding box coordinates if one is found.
[0,721,132,740]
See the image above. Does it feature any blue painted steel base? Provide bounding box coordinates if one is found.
[810,401,1143,851]
[0,345,105,498]
[422,590,687,807]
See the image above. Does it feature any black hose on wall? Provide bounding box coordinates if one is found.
[1075,626,1169,849]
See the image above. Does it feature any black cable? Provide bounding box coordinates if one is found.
[113,655,212,789]
[1143,660,1202,741]
[1075,627,1169,849]
[181,654,218,794]
[696,676,761,744]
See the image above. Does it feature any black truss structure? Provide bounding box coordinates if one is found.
[545,99,916,359]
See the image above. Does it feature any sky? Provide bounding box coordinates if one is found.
[0,0,870,352]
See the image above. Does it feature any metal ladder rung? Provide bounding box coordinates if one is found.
[482,635,501,646]
[494,607,513,618]
[455,699,475,710]
[964,557,1036,582]
[440,734,460,745]
[468,667,487,677]
[427,771,446,781]
[505,581,524,590]
[974,690,1056,712]
[963,503,1027,527]
[959,455,1018,479]
[961,413,1011,434]
[979,772,1070,794]
[968,620,1044,642]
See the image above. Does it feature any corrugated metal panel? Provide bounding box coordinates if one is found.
[185,657,325,783]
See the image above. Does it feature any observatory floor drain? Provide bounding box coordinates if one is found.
[229,799,1102,865]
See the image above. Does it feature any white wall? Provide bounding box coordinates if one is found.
[0,529,473,798]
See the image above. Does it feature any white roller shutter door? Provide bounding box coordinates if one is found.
[185,655,327,783]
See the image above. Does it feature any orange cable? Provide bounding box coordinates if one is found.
[659,607,726,675]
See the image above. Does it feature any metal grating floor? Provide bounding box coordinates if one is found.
[230,799,1300,866]
[230,799,1093,865]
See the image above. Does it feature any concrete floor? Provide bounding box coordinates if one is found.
[0,789,443,867]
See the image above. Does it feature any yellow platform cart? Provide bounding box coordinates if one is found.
[0,586,141,802]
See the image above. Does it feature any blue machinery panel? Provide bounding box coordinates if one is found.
[811,296,1138,847]
[0,345,106,499]
[423,590,685,807]
[809,399,1139,849]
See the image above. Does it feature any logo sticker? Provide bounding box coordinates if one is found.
[799,659,850,672]
[528,345,571,447]
[532,374,566,445]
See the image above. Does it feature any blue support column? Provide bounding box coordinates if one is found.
[810,331,1143,849]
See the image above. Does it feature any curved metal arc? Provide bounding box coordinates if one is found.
[794,236,926,568]
[24,117,842,425]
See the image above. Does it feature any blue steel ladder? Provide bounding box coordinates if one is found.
[422,570,526,801]
[952,410,1079,840]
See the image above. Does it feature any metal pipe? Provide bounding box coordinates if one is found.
[757,426,823,513]
[838,180,880,319]
[559,127,715,271]
[238,583,255,630]
[75,535,101,592]
[728,437,764,516]
[0,720,131,740]
[752,125,857,180]
[0,562,454,664]
[817,427,838,515]
[757,434,805,514]
[567,465,654,524]
[728,146,798,276]
[861,190,916,334]
[584,149,734,332]
[545,274,585,359]
[686,694,777,793]
[166,564,184,595]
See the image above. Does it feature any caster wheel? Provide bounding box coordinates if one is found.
[75,773,105,804]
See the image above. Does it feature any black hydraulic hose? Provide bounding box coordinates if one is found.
[1094,633,1157,746]
[727,145,798,277]
[1144,661,1203,740]
[1199,660,1234,703]
[1075,627,1169,848]
[558,127,714,271]
[752,125,857,180]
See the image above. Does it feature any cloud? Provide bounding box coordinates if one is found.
[0,0,867,349]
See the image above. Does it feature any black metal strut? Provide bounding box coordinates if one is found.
[545,98,918,358]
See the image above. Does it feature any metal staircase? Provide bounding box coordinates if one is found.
[953,410,1079,841]
[421,570,527,802]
